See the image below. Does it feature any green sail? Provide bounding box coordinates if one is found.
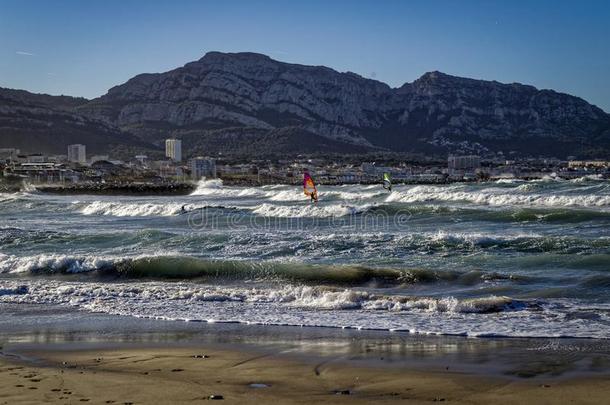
[383,172,392,190]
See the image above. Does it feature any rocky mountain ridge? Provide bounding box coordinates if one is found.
[2,51,609,158]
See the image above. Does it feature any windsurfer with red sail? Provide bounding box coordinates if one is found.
[303,171,319,203]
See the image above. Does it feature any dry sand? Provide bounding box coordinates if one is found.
[1,345,608,404]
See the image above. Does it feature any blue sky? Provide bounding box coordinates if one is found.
[1,0,609,111]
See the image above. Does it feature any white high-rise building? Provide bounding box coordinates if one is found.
[67,144,86,164]
[165,139,182,162]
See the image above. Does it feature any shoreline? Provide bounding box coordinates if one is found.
[0,303,609,403]
[1,303,609,378]
[1,342,609,404]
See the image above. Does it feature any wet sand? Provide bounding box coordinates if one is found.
[1,306,609,404]
[1,345,609,404]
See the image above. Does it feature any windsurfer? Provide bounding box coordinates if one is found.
[383,172,392,192]
[304,171,319,203]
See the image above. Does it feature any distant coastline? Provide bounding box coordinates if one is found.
[2,173,608,195]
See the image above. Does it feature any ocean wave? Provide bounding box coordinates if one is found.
[393,231,610,254]
[494,178,522,184]
[0,191,39,207]
[570,174,605,183]
[75,200,385,219]
[76,201,195,217]
[0,228,181,251]
[1,228,607,274]
[502,208,610,223]
[107,257,418,284]
[0,254,520,286]
[275,287,531,313]
[189,178,224,194]
[193,180,387,202]
[310,190,386,202]
[0,252,117,274]
[265,189,305,201]
[386,185,610,207]
[396,205,610,223]
[190,178,263,198]
[251,202,370,218]
[5,278,608,338]
[0,194,19,204]
[0,278,531,314]
[578,274,610,289]
[0,227,62,247]
[16,195,610,224]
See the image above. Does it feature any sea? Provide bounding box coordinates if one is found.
[1,176,609,339]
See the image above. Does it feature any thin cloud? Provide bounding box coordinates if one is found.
[16,51,35,56]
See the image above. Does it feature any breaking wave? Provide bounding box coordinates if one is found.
[251,202,370,218]
[386,185,610,207]
[76,201,192,217]
[2,277,608,337]
[0,252,117,274]
[0,254,525,286]
[0,278,536,316]
[69,197,610,222]
[190,178,262,198]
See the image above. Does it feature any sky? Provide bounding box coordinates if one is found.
[1,0,609,111]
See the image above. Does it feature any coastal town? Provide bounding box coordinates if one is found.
[1,138,609,193]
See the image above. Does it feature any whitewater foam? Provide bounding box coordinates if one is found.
[0,252,116,274]
[252,202,369,218]
[1,279,608,338]
[77,201,194,217]
[190,178,263,198]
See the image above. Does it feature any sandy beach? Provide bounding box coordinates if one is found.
[0,344,608,405]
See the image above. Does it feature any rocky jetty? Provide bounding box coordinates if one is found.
[36,182,195,195]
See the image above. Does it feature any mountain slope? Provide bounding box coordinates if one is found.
[0,88,154,156]
[392,71,610,156]
[78,52,393,152]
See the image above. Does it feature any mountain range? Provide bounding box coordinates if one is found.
[2,51,610,159]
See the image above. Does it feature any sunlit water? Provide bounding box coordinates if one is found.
[1,177,609,338]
